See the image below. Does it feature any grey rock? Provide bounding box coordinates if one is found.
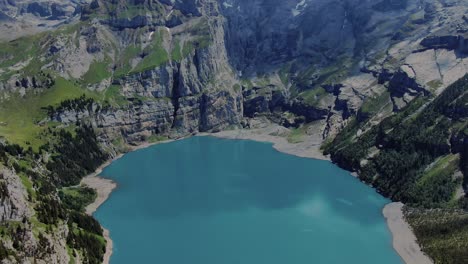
[420,34,468,53]
[0,168,31,223]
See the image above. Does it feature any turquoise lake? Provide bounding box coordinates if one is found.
[94,136,402,264]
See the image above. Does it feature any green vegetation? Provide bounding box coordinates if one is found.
[171,38,200,62]
[19,173,36,200]
[114,45,140,77]
[325,75,468,207]
[0,77,98,150]
[414,154,461,207]
[67,228,105,264]
[300,87,327,106]
[287,126,307,143]
[359,91,391,117]
[104,85,128,107]
[171,39,183,62]
[427,79,443,91]
[0,124,108,262]
[407,209,468,264]
[132,30,169,74]
[46,125,108,187]
[147,134,169,143]
[325,75,468,263]
[0,34,43,69]
[59,187,97,213]
[0,2,221,262]
[278,63,293,86]
[82,59,112,84]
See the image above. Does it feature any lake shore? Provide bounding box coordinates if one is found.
[81,140,177,264]
[383,202,433,264]
[207,124,330,161]
[82,126,429,264]
[211,128,431,264]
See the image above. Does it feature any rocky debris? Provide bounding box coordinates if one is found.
[0,168,31,222]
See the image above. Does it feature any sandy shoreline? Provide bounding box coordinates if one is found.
[81,140,176,264]
[81,127,430,264]
[82,159,118,264]
[207,126,330,161]
[383,202,433,264]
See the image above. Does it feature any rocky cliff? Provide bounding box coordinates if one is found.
[0,0,467,263]
[0,168,31,223]
[0,0,87,41]
[0,168,70,264]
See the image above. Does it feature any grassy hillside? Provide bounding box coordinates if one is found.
[0,78,100,151]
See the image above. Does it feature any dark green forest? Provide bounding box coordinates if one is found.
[324,74,468,263]
[0,124,108,263]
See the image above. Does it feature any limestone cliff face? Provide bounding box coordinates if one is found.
[0,169,31,222]
[44,0,244,145]
[0,0,87,41]
[2,0,467,144]
[0,0,467,263]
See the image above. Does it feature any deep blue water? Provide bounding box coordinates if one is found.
[94,136,402,264]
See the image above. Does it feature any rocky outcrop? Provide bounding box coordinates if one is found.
[242,84,328,126]
[1,1,468,263]
[0,0,82,20]
[0,168,31,222]
[243,85,288,118]
[420,35,468,54]
[388,70,428,97]
[51,88,243,143]
[20,2,72,19]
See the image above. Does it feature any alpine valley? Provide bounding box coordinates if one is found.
[0,0,467,263]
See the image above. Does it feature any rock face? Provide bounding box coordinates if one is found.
[1,0,467,143]
[46,0,244,144]
[421,35,468,53]
[0,0,87,41]
[51,89,243,143]
[0,0,84,19]
[0,168,31,222]
[0,0,467,263]
[388,69,428,97]
[221,0,360,73]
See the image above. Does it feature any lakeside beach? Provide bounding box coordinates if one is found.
[82,127,432,264]
[81,140,177,264]
[383,202,433,264]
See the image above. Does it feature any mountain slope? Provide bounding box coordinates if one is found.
[0,0,466,263]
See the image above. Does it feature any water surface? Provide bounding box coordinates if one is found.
[95,136,402,264]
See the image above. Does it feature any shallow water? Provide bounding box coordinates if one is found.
[94,136,402,264]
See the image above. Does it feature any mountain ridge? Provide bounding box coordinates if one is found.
[0,0,466,263]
